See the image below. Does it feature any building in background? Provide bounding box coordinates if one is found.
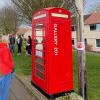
[16,27,32,39]
[72,12,100,52]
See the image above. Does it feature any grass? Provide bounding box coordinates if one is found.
[86,53,100,100]
[13,45,32,75]
[13,46,100,100]
[73,51,100,100]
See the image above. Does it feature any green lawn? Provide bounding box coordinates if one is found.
[86,53,100,100]
[13,45,32,75]
[73,52,100,100]
[13,48,100,100]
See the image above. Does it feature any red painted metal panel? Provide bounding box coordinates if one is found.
[32,7,73,96]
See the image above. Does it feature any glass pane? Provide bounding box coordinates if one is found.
[35,70,43,79]
[36,44,43,50]
[35,24,44,36]
[36,63,43,71]
[36,24,44,29]
[36,57,43,64]
[36,30,43,36]
[90,24,96,30]
[96,39,100,47]
[36,50,43,57]
[36,37,43,43]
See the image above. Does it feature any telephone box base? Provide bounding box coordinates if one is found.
[31,81,74,99]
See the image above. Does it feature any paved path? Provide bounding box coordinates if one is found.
[9,77,36,100]
[9,76,83,100]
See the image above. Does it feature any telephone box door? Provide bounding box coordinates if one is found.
[32,23,47,90]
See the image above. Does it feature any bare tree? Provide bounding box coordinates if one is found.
[0,7,19,34]
[11,0,73,22]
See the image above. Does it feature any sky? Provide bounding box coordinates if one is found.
[0,0,12,8]
[84,0,100,14]
[0,0,100,14]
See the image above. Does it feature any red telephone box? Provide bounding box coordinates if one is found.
[32,7,73,97]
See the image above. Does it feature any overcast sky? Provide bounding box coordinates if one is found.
[84,0,100,14]
[0,0,100,14]
[0,0,10,8]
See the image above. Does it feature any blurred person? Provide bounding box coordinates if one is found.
[26,36,32,55]
[8,35,11,50]
[17,35,23,55]
[9,34,15,53]
[0,35,14,100]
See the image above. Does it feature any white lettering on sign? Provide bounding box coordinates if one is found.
[53,24,58,56]
[54,24,58,45]
[54,48,58,56]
